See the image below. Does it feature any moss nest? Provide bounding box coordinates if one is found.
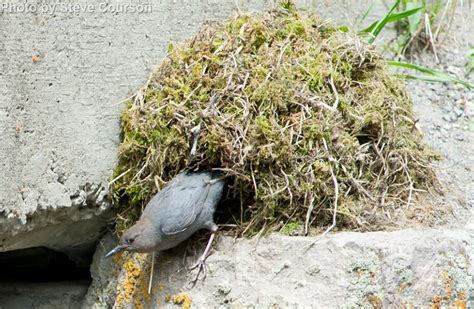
[111,5,439,236]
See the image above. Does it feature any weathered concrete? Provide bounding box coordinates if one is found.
[85,228,474,308]
[0,281,89,309]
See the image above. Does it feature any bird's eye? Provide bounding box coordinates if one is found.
[127,237,135,244]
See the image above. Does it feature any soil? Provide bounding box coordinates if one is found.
[406,11,474,227]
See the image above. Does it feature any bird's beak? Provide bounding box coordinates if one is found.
[105,244,127,258]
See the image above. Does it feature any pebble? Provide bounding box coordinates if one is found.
[272,261,291,274]
[453,132,465,141]
[442,113,458,123]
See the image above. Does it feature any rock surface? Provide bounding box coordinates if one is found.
[86,228,474,308]
[0,281,89,309]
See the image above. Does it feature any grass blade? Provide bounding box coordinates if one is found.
[466,47,474,75]
[359,6,423,35]
[406,1,423,35]
[367,0,400,44]
[387,60,473,89]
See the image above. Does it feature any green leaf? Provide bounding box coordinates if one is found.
[387,61,474,89]
[406,1,423,35]
[367,0,400,43]
[360,4,373,24]
[466,47,474,75]
[338,26,349,33]
[359,5,423,35]
[354,4,373,30]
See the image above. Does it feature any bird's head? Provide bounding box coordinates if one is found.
[105,218,159,257]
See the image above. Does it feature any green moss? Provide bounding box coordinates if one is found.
[281,222,303,235]
[110,6,438,236]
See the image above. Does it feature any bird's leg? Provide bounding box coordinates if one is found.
[148,251,155,295]
[188,231,216,288]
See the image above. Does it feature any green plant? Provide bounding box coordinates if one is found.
[393,0,440,57]
[280,222,303,235]
[358,0,423,45]
[466,47,474,75]
[358,0,472,89]
[387,61,474,89]
[358,0,462,59]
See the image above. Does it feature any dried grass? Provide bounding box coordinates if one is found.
[111,7,439,236]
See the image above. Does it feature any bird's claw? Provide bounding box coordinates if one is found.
[186,255,210,289]
[188,258,207,288]
[185,232,216,289]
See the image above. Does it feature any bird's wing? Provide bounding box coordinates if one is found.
[157,177,212,235]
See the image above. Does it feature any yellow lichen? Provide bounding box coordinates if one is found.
[454,300,467,309]
[430,271,467,308]
[112,251,124,264]
[114,253,150,308]
[170,292,193,309]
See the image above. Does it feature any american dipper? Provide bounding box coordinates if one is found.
[106,171,225,284]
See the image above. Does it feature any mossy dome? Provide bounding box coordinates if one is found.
[111,6,438,235]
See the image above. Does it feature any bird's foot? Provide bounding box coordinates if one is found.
[186,254,209,289]
[186,232,216,289]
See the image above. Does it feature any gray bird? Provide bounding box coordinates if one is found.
[106,170,225,285]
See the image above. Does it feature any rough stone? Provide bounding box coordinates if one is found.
[0,282,89,309]
[86,229,474,308]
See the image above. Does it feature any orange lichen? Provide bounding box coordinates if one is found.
[367,294,382,309]
[454,300,467,309]
[430,271,467,308]
[151,282,165,296]
[113,251,124,264]
[399,281,408,292]
[431,295,442,309]
[170,292,193,309]
[454,293,467,309]
[442,271,454,300]
[114,253,150,307]
[115,259,141,305]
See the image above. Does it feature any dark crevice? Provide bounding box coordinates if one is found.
[0,246,93,282]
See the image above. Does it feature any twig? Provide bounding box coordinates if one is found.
[108,168,131,186]
[189,123,202,157]
[304,165,316,235]
[148,252,155,294]
[328,64,340,110]
[403,154,414,210]
[303,160,339,253]
[250,163,258,200]
[303,94,336,112]
[181,84,202,107]
[188,95,218,162]
[424,13,439,63]
[304,192,315,235]
[433,0,451,41]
